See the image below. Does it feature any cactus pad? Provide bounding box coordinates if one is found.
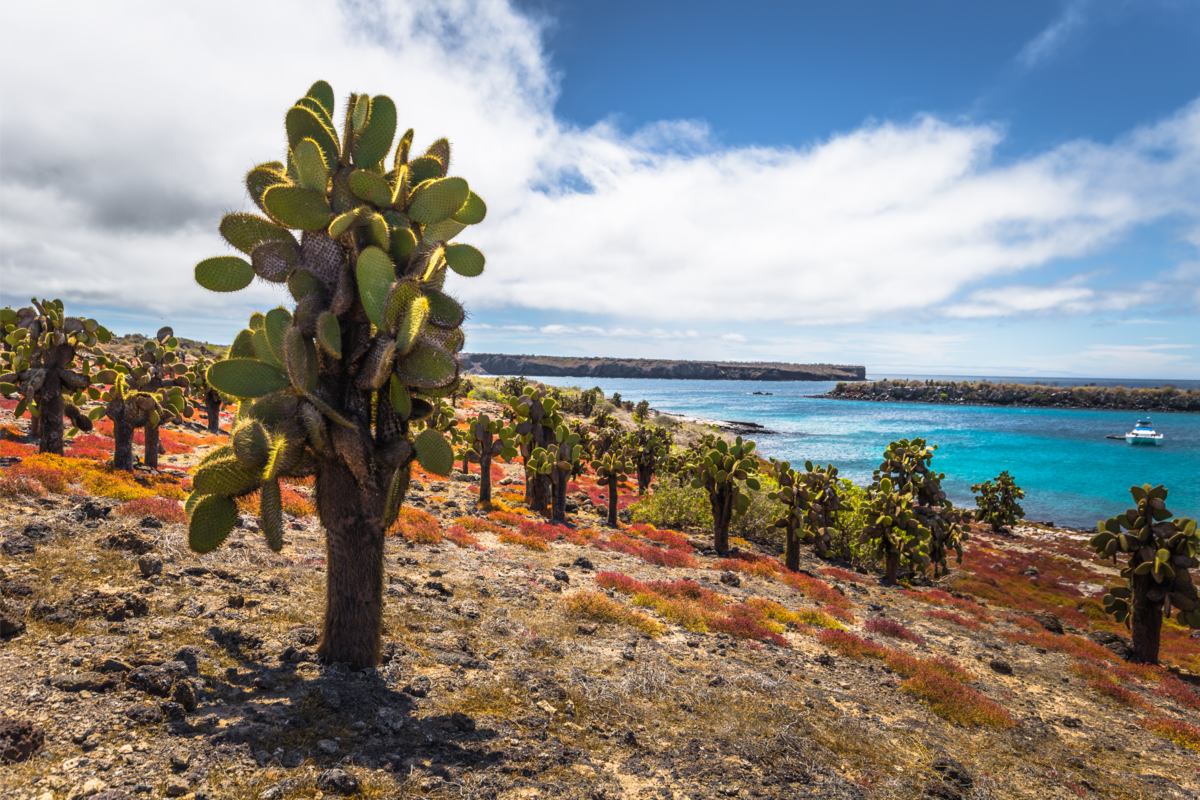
[188,495,239,554]
[444,244,485,277]
[263,186,333,231]
[408,177,469,224]
[414,428,454,476]
[355,247,395,330]
[286,105,339,168]
[260,479,284,552]
[207,359,291,399]
[396,342,456,388]
[195,256,255,292]
[220,213,298,256]
[354,95,397,168]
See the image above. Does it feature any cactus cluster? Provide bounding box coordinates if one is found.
[768,460,842,569]
[508,387,564,514]
[873,438,965,576]
[459,412,517,504]
[532,424,583,522]
[1090,484,1199,663]
[971,470,1025,531]
[629,424,672,495]
[689,436,760,555]
[187,80,485,668]
[860,476,930,584]
[1,300,111,454]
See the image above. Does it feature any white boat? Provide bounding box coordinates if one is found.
[1125,419,1164,446]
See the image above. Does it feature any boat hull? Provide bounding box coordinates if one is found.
[1125,435,1163,445]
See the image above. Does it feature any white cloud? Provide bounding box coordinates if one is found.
[1017,1,1089,68]
[1,0,1198,346]
[943,278,1162,318]
[721,333,748,343]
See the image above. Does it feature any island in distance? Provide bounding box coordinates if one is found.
[459,353,866,382]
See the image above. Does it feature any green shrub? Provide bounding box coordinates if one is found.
[630,481,713,530]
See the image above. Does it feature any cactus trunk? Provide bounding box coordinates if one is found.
[710,484,734,556]
[551,471,568,523]
[478,451,492,505]
[1129,573,1162,664]
[113,416,135,471]
[607,477,619,527]
[315,458,389,669]
[144,423,160,470]
[785,525,800,572]
[884,552,900,584]
[204,391,222,434]
[37,369,65,456]
[636,464,652,495]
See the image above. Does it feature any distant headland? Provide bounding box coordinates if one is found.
[459,354,866,382]
[821,379,1200,413]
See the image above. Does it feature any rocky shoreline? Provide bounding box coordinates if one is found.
[820,379,1200,413]
[461,354,865,382]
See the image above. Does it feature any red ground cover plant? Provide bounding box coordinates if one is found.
[593,531,698,568]
[488,510,527,527]
[779,570,854,611]
[388,507,442,544]
[864,617,925,644]
[0,440,38,459]
[927,610,982,630]
[443,525,484,550]
[453,517,507,536]
[0,472,47,498]
[1139,717,1200,752]
[498,530,549,551]
[1000,627,1120,663]
[819,567,869,584]
[115,497,186,524]
[1087,680,1150,710]
[901,666,1015,729]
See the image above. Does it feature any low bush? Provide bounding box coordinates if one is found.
[115,497,186,524]
[389,507,442,543]
[864,617,925,644]
[629,481,713,530]
[1088,680,1150,710]
[564,590,661,636]
[902,666,1015,729]
[499,530,549,551]
[444,525,484,550]
[927,610,982,631]
[1139,717,1200,752]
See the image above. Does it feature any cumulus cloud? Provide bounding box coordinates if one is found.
[1,0,1198,346]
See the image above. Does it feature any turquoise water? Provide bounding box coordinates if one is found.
[531,377,1200,528]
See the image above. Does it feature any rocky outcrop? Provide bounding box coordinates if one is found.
[460,354,865,382]
[821,380,1200,413]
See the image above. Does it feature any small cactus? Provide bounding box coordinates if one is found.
[688,435,760,556]
[591,446,634,528]
[629,425,672,495]
[971,470,1025,532]
[1090,484,1199,664]
[0,300,110,454]
[768,459,842,570]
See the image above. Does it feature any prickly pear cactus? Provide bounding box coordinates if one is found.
[188,80,487,669]
[1090,483,1199,664]
[591,445,634,528]
[860,477,930,583]
[0,300,110,454]
[768,459,842,570]
[629,424,672,495]
[689,436,761,556]
[971,470,1025,532]
[541,423,583,522]
[508,387,563,513]
[186,354,226,434]
[459,412,517,504]
[874,438,965,577]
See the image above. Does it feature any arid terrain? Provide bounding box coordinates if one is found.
[1,391,1198,800]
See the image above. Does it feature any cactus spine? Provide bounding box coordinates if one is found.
[0,300,110,454]
[189,81,487,669]
[1090,484,1199,664]
[971,470,1025,532]
[689,435,761,556]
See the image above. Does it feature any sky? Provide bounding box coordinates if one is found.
[1,0,1198,379]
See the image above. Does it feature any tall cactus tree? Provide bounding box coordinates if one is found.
[459,412,516,505]
[189,80,486,669]
[1090,484,1199,664]
[186,354,226,434]
[591,445,634,528]
[860,477,930,584]
[508,387,561,513]
[768,459,842,570]
[874,438,966,577]
[629,424,672,495]
[133,327,194,470]
[689,436,760,556]
[0,301,109,454]
[539,424,583,522]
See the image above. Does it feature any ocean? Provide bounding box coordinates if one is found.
[529,376,1200,528]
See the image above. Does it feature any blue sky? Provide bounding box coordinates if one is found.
[1,0,1198,378]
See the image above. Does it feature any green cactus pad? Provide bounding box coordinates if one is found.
[294,138,329,192]
[423,219,466,245]
[188,495,239,554]
[232,420,270,468]
[424,138,451,171]
[316,311,341,358]
[245,165,289,215]
[406,155,443,186]
[354,95,397,168]
[219,213,298,256]
[414,428,454,476]
[207,359,291,399]
[248,391,299,426]
[361,339,397,390]
[284,326,316,392]
[260,479,284,552]
[263,186,333,231]
[264,308,292,364]
[389,375,412,419]
[356,247,395,330]
[286,105,339,169]
[396,342,457,389]
[252,328,282,368]
[295,96,333,130]
[444,244,485,277]
[394,128,415,168]
[396,296,429,355]
[251,241,300,283]
[305,80,335,117]
[349,169,392,207]
[287,269,324,302]
[195,256,255,293]
[453,191,487,225]
[193,457,263,497]
[408,177,470,225]
[425,289,464,329]
[367,212,390,250]
[390,227,418,264]
[229,329,256,359]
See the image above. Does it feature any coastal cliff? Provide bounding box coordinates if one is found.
[822,379,1200,413]
[460,354,865,382]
